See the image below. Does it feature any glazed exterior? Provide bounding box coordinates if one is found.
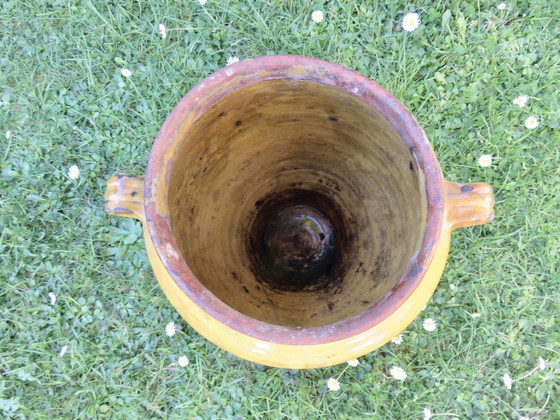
[105,56,494,368]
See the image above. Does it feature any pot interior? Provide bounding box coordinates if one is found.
[168,79,427,328]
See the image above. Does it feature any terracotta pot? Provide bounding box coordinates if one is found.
[104,56,494,369]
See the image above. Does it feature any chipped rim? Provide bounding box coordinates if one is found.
[144,55,444,346]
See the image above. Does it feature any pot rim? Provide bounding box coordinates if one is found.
[144,55,444,346]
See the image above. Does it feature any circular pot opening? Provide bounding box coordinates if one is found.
[167,78,427,328]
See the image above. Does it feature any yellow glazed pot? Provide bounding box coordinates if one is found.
[104,56,494,369]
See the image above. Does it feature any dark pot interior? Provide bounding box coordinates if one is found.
[167,79,427,328]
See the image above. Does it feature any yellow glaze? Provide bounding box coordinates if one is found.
[444,181,495,230]
[104,176,145,220]
[104,177,494,369]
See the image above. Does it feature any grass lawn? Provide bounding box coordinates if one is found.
[1,0,558,418]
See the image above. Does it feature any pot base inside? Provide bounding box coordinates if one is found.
[168,79,427,328]
[253,192,338,292]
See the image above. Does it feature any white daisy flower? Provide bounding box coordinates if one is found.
[226,56,240,66]
[503,373,512,389]
[497,3,507,10]
[390,366,407,381]
[524,116,539,129]
[165,321,177,337]
[423,318,437,332]
[423,407,432,420]
[512,95,528,107]
[391,334,404,345]
[198,0,207,5]
[311,10,324,23]
[59,345,68,357]
[5,130,11,139]
[159,24,167,39]
[538,357,546,371]
[121,68,132,78]
[68,165,80,180]
[347,359,359,367]
[478,154,493,168]
[178,356,189,367]
[48,292,56,305]
[449,283,457,290]
[326,377,340,391]
[402,12,421,32]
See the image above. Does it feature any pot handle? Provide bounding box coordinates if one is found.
[444,181,494,231]
[104,176,145,222]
